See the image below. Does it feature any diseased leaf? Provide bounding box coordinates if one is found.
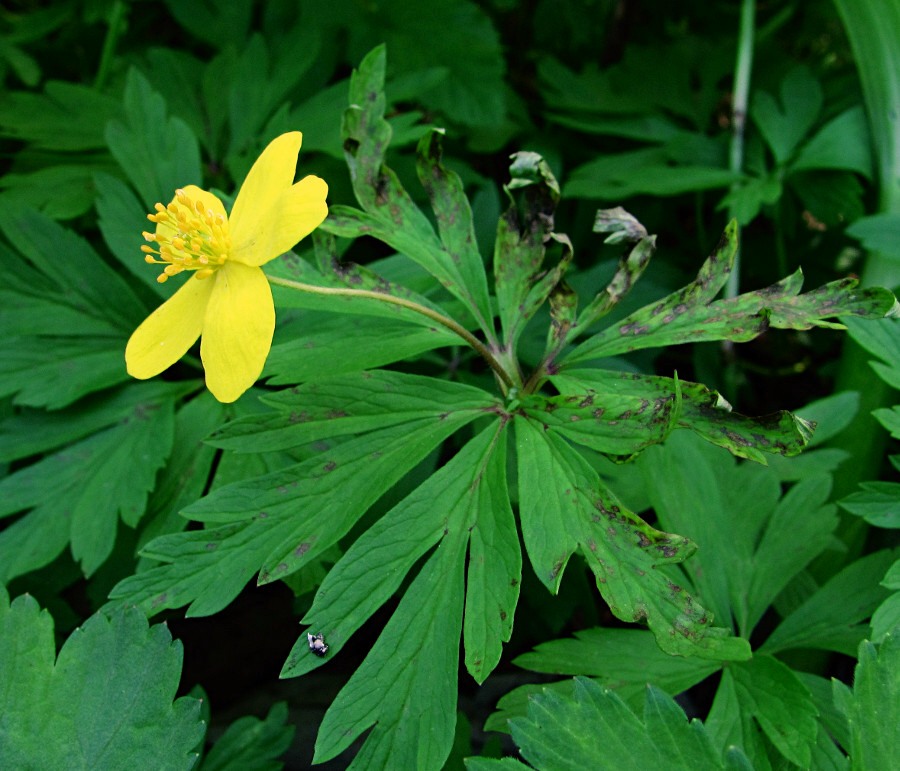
[515,418,749,661]
[0,591,204,769]
[107,415,481,617]
[564,224,897,364]
[211,370,497,453]
[508,677,745,771]
[281,421,513,679]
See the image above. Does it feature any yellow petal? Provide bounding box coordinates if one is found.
[181,185,228,221]
[229,132,302,258]
[232,175,329,267]
[200,261,275,403]
[125,275,214,378]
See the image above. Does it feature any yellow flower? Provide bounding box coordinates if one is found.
[125,132,328,403]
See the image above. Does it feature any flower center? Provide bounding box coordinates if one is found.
[141,189,233,283]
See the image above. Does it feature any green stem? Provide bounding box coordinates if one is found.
[725,0,756,301]
[266,273,515,392]
[94,0,126,91]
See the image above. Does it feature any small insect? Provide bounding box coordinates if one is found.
[307,632,329,657]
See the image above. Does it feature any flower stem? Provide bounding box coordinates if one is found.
[266,273,515,391]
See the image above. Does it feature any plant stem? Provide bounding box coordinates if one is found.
[725,0,756,301]
[94,0,126,91]
[266,273,516,392]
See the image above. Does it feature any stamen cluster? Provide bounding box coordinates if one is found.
[141,189,232,283]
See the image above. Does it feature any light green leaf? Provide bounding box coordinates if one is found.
[763,549,898,654]
[792,106,873,178]
[835,624,900,770]
[515,418,749,660]
[313,531,466,769]
[107,415,479,617]
[841,481,900,528]
[750,66,823,165]
[508,678,743,771]
[200,702,293,771]
[0,163,101,220]
[846,215,900,262]
[0,591,204,769]
[730,654,818,767]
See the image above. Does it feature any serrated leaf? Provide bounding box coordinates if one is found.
[509,678,740,771]
[515,418,749,660]
[730,654,818,767]
[281,421,512,678]
[210,370,496,453]
[313,531,466,769]
[564,226,897,365]
[200,701,294,771]
[0,390,176,578]
[0,591,204,769]
[107,415,480,617]
[837,625,900,771]
[105,67,203,211]
[762,549,898,654]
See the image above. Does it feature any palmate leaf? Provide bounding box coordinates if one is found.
[493,677,750,771]
[562,221,898,366]
[107,378,495,617]
[515,417,749,661]
[292,422,514,769]
[0,382,188,579]
[0,590,204,769]
[321,45,494,338]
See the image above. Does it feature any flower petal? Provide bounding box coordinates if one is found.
[125,275,213,379]
[200,261,275,403]
[232,175,329,267]
[229,132,302,258]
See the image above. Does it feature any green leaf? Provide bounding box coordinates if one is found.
[324,46,494,335]
[513,628,719,702]
[0,591,204,769]
[841,481,900,528]
[792,106,873,178]
[564,222,897,365]
[565,147,739,200]
[0,163,102,220]
[0,390,176,578]
[281,422,512,677]
[750,65,823,164]
[762,549,898,655]
[508,677,745,771]
[162,0,253,50]
[789,170,866,226]
[846,214,900,262]
[105,67,203,211]
[200,702,294,771]
[730,654,818,767]
[107,415,480,617]
[0,80,120,150]
[515,418,749,660]
[835,624,900,770]
[264,312,462,384]
[313,528,467,769]
[210,370,497,453]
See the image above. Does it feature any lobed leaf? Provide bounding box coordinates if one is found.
[0,590,204,769]
[107,414,481,617]
[515,418,749,660]
[200,702,294,771]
